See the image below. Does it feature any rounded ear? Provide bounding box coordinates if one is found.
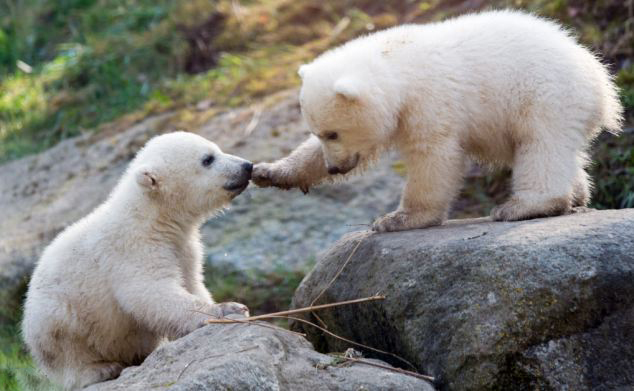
[333,76,360,100]
[298,64,310,79]
[135,166,159,191]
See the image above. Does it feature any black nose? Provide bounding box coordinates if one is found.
[328,166,341,175]
[242,162,253,174]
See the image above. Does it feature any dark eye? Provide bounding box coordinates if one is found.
[325,132,338,140]
[202,154,215,167]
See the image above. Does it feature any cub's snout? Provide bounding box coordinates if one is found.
[326,153,359,176]
[223,161,253,194]
[242,161,253,175]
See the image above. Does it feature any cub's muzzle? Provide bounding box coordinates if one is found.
[326,153,360,176]
[223,162,253,194]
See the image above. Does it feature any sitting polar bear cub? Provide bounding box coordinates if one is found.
[253,10,623,232]
[22,132,252,389]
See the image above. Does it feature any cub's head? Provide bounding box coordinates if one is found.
[129,132,252,217]
[298,59,400,175]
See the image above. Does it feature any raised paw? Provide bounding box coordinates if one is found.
[217,302,250,318]
[252,163,278,188]
[252,163,310,192]
[252,162,295,190]
[371,210,442,233]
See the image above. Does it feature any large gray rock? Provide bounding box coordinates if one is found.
[291,209,634,390]
[86,322,434,391]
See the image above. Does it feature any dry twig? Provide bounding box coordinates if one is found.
[193,309,306,337]
[312,312,329,330]
[203,312,432,382]
[310,236,367,306]
[308,234,368,328]
[339,356,435,382]
[202,296,433,382]
[276,315,417,371]
[205,295,385,324]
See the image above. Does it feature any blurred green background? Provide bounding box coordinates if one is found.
[0,0,632,205]
[1,1,632,389]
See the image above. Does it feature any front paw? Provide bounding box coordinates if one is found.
[217,302,250,318]
[190,302,250,331]
[252,163,277,188]
[252,163,292,189]
[252,163,310,193]
[372,210,442,232]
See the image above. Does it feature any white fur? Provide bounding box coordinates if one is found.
[253,10,623,231]
[22,132,251,389]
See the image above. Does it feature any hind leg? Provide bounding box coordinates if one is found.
[571,153,592,207]
[65,361,124,389]
[492,139,579,221]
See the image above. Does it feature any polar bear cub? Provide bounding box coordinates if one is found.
[22,132,252,389]
[253,10,623,232]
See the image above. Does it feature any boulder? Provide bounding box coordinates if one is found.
[291,209,634,390]
[86,322,434,391]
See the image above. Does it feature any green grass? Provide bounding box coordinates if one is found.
[589,63,634,209]
[0,0,381,162]
[590,130,634,209]
[0,323,58,391]
[0,0,188,161]
[617,65,634,118]
[0,276,57,391]
[1,0,632,164]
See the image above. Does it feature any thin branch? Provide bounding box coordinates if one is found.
[312,311,329,329]
[275,314,418,372]
[306,236,367,331]
[191,309,305,337]
[200,298,430,381]
[340,356,435,382]
[205,295,385,324]
[311,236,366,306]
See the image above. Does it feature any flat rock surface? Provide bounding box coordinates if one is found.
[86,322,434,391]
[291,209,634,390]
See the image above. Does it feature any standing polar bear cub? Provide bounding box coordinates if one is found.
[22,132,252,389]
[253,10,623,232]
